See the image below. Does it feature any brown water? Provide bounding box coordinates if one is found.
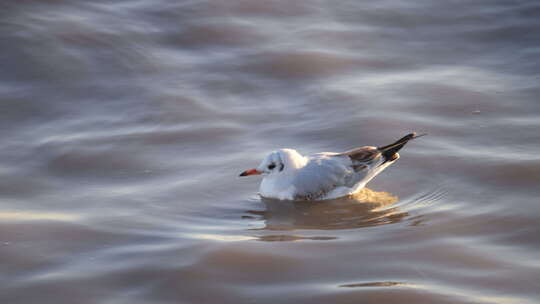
[1,1,540,303]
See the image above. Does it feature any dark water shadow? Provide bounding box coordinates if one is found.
[246,188,409,232]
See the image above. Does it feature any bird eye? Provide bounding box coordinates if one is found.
[268,163,276,170]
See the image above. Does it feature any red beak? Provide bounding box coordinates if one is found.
[239,168,262,177]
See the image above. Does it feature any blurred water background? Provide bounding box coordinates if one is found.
[1,1,540,303]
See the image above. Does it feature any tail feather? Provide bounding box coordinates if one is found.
[378,132,426,161]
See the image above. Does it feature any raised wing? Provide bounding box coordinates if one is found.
[292,147,390,200]
[288,134,423,200]
[339,146,382,170]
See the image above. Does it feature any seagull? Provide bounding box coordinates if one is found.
[239,132,425,201]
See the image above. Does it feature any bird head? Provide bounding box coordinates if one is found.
[239,149,306,177]
[239,151,284,177]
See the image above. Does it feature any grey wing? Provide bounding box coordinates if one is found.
[339,146,383,170]
[339,146,386,188]
[340,146,381,165]
[291,154,353,200]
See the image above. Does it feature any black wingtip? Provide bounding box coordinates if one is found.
[378,132,426,161]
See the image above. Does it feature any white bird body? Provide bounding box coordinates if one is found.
[258,150,393,200]
[240,133,424,201]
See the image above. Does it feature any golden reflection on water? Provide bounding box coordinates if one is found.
[338,281,524,303]
[339,281,404,288]
[186,233,256,242]
[0,211,80,222]
[247,188,407,231]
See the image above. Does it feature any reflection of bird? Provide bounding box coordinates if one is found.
[246,188,407,232]
[240,133,426,200]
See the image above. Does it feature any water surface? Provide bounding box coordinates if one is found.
[1,1,540,303]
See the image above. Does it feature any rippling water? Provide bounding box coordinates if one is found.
[2,1,540,303]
